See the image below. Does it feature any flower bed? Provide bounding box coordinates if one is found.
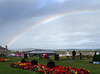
[10,61,92,74]
[0,58,10,62]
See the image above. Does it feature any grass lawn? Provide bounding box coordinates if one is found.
[0,56,100,74]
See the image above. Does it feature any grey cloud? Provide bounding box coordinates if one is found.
[1,0,100,49]
[0,0,100,24]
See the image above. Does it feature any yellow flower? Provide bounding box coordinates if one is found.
[18,61,21,63]
[75,72,77,74]
[88,70,90,72]
[40,69,42,71]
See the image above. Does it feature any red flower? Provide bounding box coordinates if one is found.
[48,68,53,72]
[80,67,83,70]
[66,71,71,74]
[68,67,72,70]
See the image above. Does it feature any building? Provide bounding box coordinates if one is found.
[0,45,8,57]
[28,50,59,60]
[29,50,57,57]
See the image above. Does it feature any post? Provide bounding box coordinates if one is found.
[24,54,28,59]
[55,54,59,60]
[79,52,82,60]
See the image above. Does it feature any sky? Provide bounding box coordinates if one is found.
[0,0,100,49]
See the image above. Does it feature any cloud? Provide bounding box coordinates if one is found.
[0,0,100,49]
[4,12,100,48]
[53,0,67,3]
[0,0,100,24]
[10,14,100,48]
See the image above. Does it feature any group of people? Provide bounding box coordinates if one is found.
[66,50,76,60]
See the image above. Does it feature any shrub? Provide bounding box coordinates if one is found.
[93,51,100,62]
[47,60,55,69]
[31,59,38,65]
[21,59,26,63]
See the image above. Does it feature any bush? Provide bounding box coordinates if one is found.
[21,59,26,63]
[31,59,38,65]
[93,51,100,62]
[47,60,55,69]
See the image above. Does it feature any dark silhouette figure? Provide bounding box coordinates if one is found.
[72,50,76,60]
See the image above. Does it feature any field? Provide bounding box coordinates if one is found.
[0,55,100,74]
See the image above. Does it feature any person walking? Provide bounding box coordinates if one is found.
[72,50,76,60]
[66,50,70,59]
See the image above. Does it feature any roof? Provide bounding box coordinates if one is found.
[0,46,7,50]
[29,51,56,55]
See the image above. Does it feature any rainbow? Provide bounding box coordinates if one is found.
[7,9,100,48]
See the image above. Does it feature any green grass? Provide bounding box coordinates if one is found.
[0,56,100,74]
